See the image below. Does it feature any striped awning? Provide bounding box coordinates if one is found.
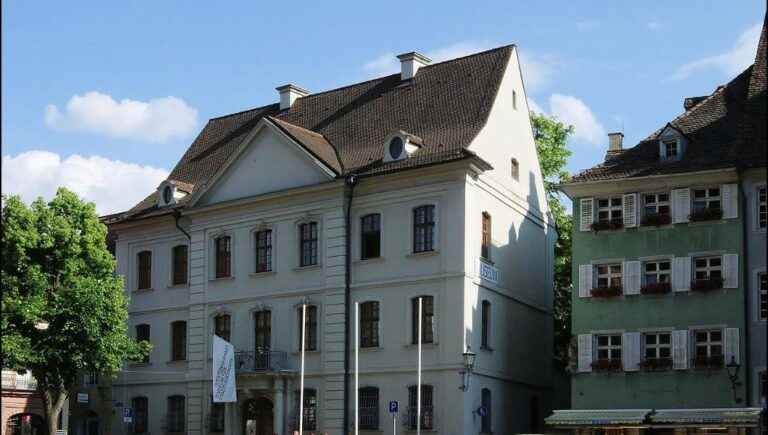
[545,409,652,426]
[650,408,764,426]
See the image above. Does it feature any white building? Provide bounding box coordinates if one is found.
[107,45,556,435]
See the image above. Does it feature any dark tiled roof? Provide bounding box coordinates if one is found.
[117,46,512,222]
[570,16,766,183]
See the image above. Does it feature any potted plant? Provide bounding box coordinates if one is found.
[640,357,673,371]
[590,219,624,232]
[590,286,623,298]
[690,277,724,292]
[689,208,723,222]
[640,213,672,227]
[591,359,622,372]
[640,282,672,295]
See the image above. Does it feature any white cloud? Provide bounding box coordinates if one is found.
[548,94,606,145]
[45,91,199,144]
[518,52,558,93]
[527,98,544,115]
[1,150,169,215]
[669,23,760,81]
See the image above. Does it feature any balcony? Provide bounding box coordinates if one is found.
[1,370,38,391]
[235,349,291,373]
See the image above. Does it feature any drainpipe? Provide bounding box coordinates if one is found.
[343,174,357,434]
[173,209,191,241]
[739,170,752,406]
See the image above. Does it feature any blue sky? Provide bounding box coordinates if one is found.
[2,1,764,213]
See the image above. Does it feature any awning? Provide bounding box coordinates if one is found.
[546,409,653,426]
[650,408,764,426]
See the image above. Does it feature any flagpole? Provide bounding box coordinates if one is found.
[355,302,360,435]
[417,297,422,435]
[299,303,307,435]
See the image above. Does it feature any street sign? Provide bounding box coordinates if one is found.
[123,407,133,424]
[77,393,88,403]
[477,405,488,417]
[389,400,399,414]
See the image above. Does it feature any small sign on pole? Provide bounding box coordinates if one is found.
[390,401,399,435]
[123,407,133,424]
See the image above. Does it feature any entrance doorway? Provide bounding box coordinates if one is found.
[243,397,273,435]
[5,414,46,435]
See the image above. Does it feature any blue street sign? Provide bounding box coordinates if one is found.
[477,406,488,417]
[123,407,133,423]
[389,400,399,414]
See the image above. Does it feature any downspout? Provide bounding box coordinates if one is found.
[173,209,191,241]
[343,174,357,434]
[738,169,752,405]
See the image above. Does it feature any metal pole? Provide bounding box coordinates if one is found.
[417,297,422,435]
[393,414,397,435]
[355,302,360,435]
[299,303,306,435]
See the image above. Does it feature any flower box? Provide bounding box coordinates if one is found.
[591,359,622,372]
[590,220,624,232]
[692,355,724,370]
[690,278,724,292]
[640,357,673,371]
[689,208,723,222]
[590,286,623,298]
[640,282,671,295]
[641,213,672,227]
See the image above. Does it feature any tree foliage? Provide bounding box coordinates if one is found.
[531,112,574,368]
[1,188,148,432]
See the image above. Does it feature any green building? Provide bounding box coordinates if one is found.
[547,16,766,435]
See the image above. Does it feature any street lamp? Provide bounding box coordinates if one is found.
[725,355,742,403]
[459,346,476,392]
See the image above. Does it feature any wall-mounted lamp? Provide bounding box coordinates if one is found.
[459,346,476,392]
[725,356,742,404]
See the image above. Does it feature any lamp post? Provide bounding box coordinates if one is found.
[725,355,742,404]
[459,346,476,392]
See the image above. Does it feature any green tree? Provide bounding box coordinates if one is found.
[531,112,575,368]
[1,188,148,433]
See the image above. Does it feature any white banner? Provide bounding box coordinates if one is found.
[212,335,237,403]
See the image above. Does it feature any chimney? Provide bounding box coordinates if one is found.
[608,132,624,151]
[396,52,432,80]
[276,84,309,110]
[683,96,707,111]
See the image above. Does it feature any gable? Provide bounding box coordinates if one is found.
[197,125,334,206]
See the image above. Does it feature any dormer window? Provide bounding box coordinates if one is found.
[156,180,190,207]
[162,185,173,204]
[389,137,404,160]
[658,125,685,162]
[662,139,678,159]
[383,131,422,162]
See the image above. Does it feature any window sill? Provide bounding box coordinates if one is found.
[480,345,494,352]
[133,288,154,294]
[404,342,438,349]
[166,360,188,366]
[355,257,385,265]
[294,264,321,272]
[166,283,189,289]
[209,276,234,282]
[128,362,152,367]
[291,349,321,355]
[249,271,276,278]
[359,346,384,352]
[407,250,439,259]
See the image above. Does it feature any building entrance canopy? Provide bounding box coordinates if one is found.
[546,408,764,428]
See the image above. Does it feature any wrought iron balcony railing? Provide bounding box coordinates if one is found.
[1,370,38,391]
[235,349,290,373]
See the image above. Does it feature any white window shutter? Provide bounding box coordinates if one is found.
[622,261,641,295]
[723,254,739,289]
[672,188,691,223]
[580,198,594,232]
[577,334,593,373]
[622,332,641,371]
[622,193,638,228]
[724,327,740,365]
[578,264,593,298]
[672,330,689,370]
[672,257,691,292]
[721,184,738,219]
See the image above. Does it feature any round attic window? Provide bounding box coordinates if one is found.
[389,136,404,160]
[162,185,173,204]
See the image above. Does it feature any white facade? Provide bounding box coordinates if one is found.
[110,47,555,435]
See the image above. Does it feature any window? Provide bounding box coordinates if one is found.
[167,395,185,433]
[481,212,492,261]
[481,388,492,433]
[137,250,152,290]
[407,385,434,430]
[171,321,187,361]
[298,305,318,351]
[597,197,623,224]
[758,186,767,229]
[596,334,622,361]
[644,260,671,285]
[214,314,231,342]
[413,205,436,253]
[512,90,518,110]
[529,396,540,433]
[296,389,317,430]
[693,187,721,212]
[299,222,318,267]
[132,397,148,434]
[694,256,722,282]
[210,397,224,432]
[84,372,99,386]
[136,324,150,363]
[254,310,271,368]
[360,301,380,348]
[760,370,767,404]
[644,332,672,360]
[360,214,381,260]
[510,158,519,181]
[411,296,434,344]
[481,300,491,349]
[214,236,231,278]
[596,264,622,289]
[171,245,187,286]
[643,193,670,217]
[255,229,273,273]
[759,272,767,321]
[663,139,678,159]
[359,387,379,430]
[694,329,723,366]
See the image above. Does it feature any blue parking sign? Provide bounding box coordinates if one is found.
[123,407,133,423]
[389,400,398,414]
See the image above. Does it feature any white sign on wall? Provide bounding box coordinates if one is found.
[477,259,500,285]
[212,335,237,403]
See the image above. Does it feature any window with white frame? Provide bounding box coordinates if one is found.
[692,187,721,212]
[597,197,623,223]
[758,186,767,229]
[595,334,622,361]
[759,272,767,321]
[644,260,671,284]
[662,139,678,159]
[643,193,670,217]
[643,332,671,360]
[596,264,622,289]
[694,329,723,359]
[694,256,722,281]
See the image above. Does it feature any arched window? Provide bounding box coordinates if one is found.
[214,314,231,342]
[132,397,149,434]
[137,250,152,290]
[411,296,434,344]
[359,386,379,429]
[481,388,492,432]
[360,301,380,348]
[214,236,231,278]
[171,245,188,285]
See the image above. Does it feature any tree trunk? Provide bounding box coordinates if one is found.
[42,388,66,435]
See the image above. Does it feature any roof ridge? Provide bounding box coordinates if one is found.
[268,116,326,138]
[208,103,278,121]
[420,44,516,69]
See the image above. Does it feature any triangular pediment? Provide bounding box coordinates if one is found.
[195,121,336,206]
